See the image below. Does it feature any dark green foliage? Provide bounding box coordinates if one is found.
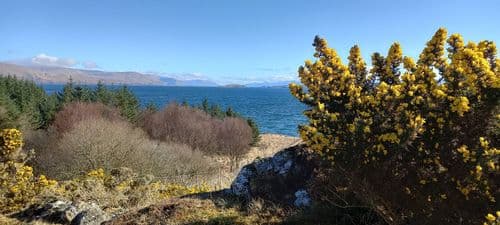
[95,81,112,104]
[201,98,210,112]
[246,119,260,145]
[1,76,257,145]
[56,80,140,122]
[57,78,76,105]
[0,75,57,129]
[209,104,224,119]
[0,76,140,129]
[0,92,21,129]
[145,101,159,112]
[35,95,58,129]
[225,107,236,117]
[113,86,139,122]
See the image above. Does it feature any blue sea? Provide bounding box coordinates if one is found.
[41,85,308,136]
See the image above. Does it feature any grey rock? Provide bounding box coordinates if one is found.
[16,199,110,225]
[230,144,317,207]
[18,200,78,223]
[294,189,312,207]
[71,202,110,225]
[230,167,253,197]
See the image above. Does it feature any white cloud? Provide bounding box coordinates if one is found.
[268,74,298,82]
[82,61,99,69]
[31,53,77,67]
[147,71,210,81]
[169,72,207,81]
[217,73,298,85]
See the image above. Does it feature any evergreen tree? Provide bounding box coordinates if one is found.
[73,86,96,102]
[225,107,238,117]
[201,98,209,112]
[57,78,75,106]
[95,81,112,104]
[114,86,139,122]
[0,75,54,129]
[246,118,260,145]
[0,91,20,129]
[36,95,58,129]
[145,101,158,112]
[209,104,224,118]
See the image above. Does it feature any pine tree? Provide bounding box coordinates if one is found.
[57,78,75,106]
[225,107,238,117]
[145,101,158,112]
[95,81,111,104]
[201,98,209,112]
[114,86,139,122]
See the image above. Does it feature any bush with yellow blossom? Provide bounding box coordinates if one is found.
[0,128,212,216]
[0,129,57,213]
[290,28,499,224]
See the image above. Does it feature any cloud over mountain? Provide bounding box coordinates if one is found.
[82,61,99,69]
[31,53,77,67]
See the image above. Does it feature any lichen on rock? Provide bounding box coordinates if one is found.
[230,144,317,207]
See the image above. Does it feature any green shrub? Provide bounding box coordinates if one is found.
[290,28,499,224]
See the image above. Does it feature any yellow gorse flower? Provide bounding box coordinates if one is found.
[1,129,58,213]
[290,28,499,222]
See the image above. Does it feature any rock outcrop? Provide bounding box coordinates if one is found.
[229,144,316,207]
[14,200,110,225]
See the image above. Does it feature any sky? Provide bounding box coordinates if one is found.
[1,0,499,84]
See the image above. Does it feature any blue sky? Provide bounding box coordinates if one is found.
[1,0,499,84]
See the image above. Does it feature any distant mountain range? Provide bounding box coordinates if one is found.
[245,81,295,88]
[0,62,219,86]
[0,62,295,87]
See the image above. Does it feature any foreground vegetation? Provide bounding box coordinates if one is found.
[0,77,259,179]
[290,28,499,224]
[1,27,499,225]
[0,75,264,223]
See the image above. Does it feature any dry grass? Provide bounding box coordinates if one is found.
[103,197,288,225]
[198,134,301,189]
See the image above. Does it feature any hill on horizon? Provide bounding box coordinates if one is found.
[0,62,219,86]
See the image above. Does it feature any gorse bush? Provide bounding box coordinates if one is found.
[50,168,213,212]
[0,129,57,213]
[290,28,499,224]
[0,129,214,217]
